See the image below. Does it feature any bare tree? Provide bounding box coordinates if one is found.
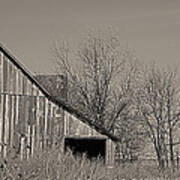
[137,63,180,169]
[52,32,141,135]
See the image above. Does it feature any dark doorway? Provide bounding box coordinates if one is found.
[64,138,106,161]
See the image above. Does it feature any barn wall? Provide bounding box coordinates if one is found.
[0,49,115,165]
[0,51,63,159]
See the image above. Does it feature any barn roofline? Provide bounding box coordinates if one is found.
[0,43,119,142]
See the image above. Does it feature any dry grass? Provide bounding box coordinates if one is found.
[0,148,180,180]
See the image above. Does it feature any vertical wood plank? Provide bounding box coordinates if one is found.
[13,95,19,151]
[27,80,32,96]
[22,75,27,95]
[12,65,16,93]
[3,56,8,93]
[56,107,63,138]
[49,102,54,148]
[36,96,40,148]
[32,84,38,96]
[18,96,24,133]
[64,111,70,136]
[106,139,114,167]
[60,108,64,137]
[47,102,51,148]
[27,125,31,160]
[39,96,45,149]
[20,137,25,160]
[24,96,29,134]
[64,111,67,136]
[3,145,7,158]
[51,105,56,147]
[18,71,23,94]
[44,98,48,148]
[54,106,59,139]
[35,86,39,96]
[106,139,111,166]
[0,52,4,93]
[10,96,15,147]
[111,142,115,166]
[0,94,4,154]
[4,95,10,146]
[1,95,5,158]
[8,96,12,146]
[9,63,13,94]
[39,90,44,97]
[31,125,35,157]
[15,96,19,125]
[15,68,19,94]
[2,94,9,158]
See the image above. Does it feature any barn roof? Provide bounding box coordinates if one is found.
[0,43,119,142]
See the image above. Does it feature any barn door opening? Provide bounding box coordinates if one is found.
[64,137,106,161]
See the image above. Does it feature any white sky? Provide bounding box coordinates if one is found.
[0,0,180,73]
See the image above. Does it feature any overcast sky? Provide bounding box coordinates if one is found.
[0,0,180,73]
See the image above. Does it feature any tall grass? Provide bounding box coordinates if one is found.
[0,148,180,179]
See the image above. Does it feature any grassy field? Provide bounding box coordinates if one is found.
[0,148,180,180]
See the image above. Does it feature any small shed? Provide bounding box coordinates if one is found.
[0,44,117,166]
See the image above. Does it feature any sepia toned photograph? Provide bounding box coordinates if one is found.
[0,0,180,179]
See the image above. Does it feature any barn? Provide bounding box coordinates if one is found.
[0,44,117,166]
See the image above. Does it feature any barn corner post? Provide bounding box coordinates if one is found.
[106,138,115,167]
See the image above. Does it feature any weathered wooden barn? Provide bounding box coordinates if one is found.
[0,44,117,165]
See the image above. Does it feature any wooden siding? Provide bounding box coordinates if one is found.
[0,93,65,158]
[64,111,107,138]
[0,48,115,165]
[0,53,62,159]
